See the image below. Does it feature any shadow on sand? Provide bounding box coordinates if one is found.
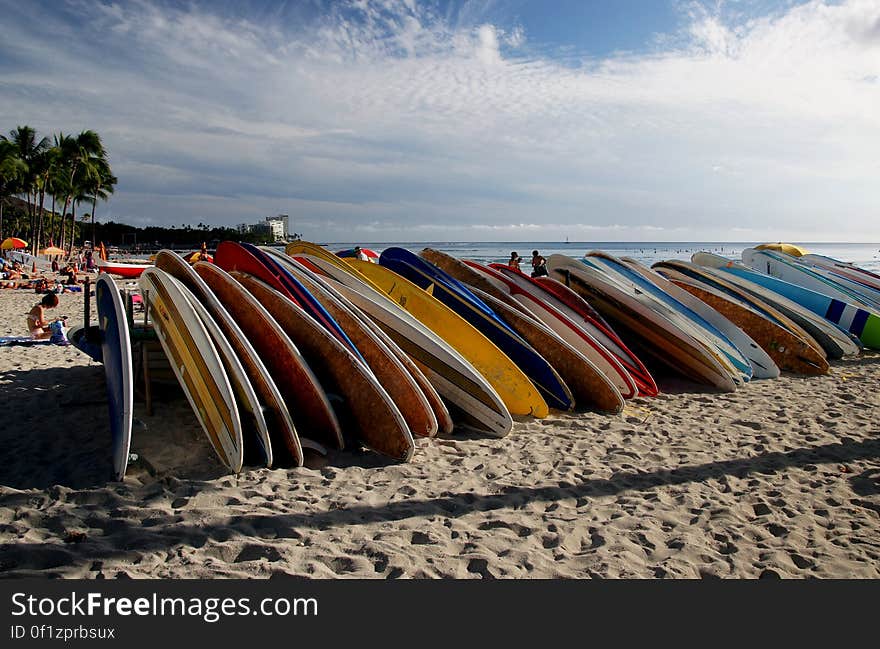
[1,431,877,576]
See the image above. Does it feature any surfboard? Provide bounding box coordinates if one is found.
[379,248,570,412]
[585,252,752,384]
[215,242,366,364]
[419,248,537,317]
[155,251,298,467]
[740,248,880,310]
[471,287,624,413]
[266,253,439,438]
[479,263,643,399]
[232,272,415,462]
[651,266,829,375]
[799,262,880,306]
[695,253,880,350]
[168,276,275,467]
[96,274,134,480]
[685,256,861,358]
[269,248,455,435]
[139,268,244,473]
[528,275,659,397]
[799,254,880,292]
[547,255,738,391]
[306,266,513,436]
[618,258,780,379]
[286,241,386,290]
[349,258,550,418]
[193,261,343,450]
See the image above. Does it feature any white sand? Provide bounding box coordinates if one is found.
[1,283,878,578]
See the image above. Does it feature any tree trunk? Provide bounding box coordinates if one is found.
[91,191,99,247]
[67,202,76,256]
[26,190,35,251]
[49,194,56,245]
[58,194,71,252]
[35,182,47,252]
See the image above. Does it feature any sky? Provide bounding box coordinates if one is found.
[0,0,878,242]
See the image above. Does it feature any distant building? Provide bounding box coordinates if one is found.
[265,214,289,241]
[237,214,293,241]
[250,222,271,237]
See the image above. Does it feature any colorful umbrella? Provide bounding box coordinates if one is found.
[1,237,28,250]
[40,246,66,256]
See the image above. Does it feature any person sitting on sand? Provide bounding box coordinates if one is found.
[508,252,521,270]
[530,250,548,278]
[27,293,60,339]
[61,264,78,285]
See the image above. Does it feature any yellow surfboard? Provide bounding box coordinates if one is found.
[348,259,549,418]
[140,268,244,472]
[285,241,386,293]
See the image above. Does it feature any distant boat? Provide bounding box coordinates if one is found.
[565,237,570,245]
[95,258,154,278]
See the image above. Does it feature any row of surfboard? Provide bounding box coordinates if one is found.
[89,241,878,480]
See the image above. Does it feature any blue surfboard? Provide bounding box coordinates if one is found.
[96,274,133,481]
[379,248,574,411]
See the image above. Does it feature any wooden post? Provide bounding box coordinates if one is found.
[83,276,91,329]
[142,342,153,417]
[125,290,134,330]
[141,289,152,416]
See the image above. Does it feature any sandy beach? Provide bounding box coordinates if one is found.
[0,283,878,579]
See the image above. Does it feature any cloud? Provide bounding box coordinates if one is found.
[0,0,878,241]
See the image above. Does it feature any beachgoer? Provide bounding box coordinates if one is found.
[530,250,548,278]
[508,252,521,270]
[27,293,59,339]
[354,246,369,261]
[62,264,78,285]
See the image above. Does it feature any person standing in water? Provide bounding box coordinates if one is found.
[508,252,521,270]
[530,250,548,277]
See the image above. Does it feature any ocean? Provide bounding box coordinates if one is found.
[316,242,880,273]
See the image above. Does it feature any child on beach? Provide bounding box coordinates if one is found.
[26,293,60,339]
[508,252,521,270]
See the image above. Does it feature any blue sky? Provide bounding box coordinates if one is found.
[1,0,878,242]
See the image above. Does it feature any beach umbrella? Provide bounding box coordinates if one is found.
[40,245,66,256]
[336,246,379,262]
[1,237,27,250]
[755,242,808,257]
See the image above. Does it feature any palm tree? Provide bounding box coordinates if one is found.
[1,126,50,249]
[54,130,107,254]
[85,157,116,247]
[0,139,27,241]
